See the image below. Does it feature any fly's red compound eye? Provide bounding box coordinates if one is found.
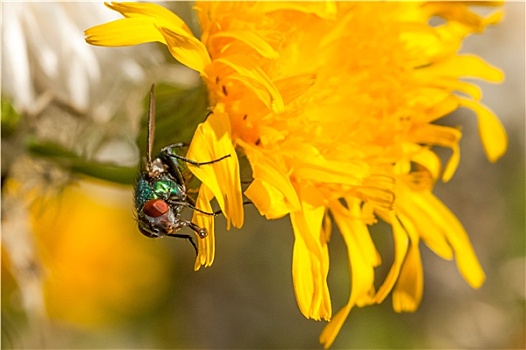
[143,199,169,217]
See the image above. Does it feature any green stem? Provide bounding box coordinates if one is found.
[27,138,137,185]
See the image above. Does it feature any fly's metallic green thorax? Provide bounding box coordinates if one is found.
[133,85,231,253]
[134,174,184,213]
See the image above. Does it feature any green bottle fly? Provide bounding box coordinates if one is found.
[134,85,229,253]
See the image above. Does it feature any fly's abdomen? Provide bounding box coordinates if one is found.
[134,177,155,210]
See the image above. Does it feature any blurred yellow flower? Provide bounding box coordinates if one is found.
[86,2,507,347]
[4,179,171,328]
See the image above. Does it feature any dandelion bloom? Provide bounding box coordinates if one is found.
[86,2,506,347]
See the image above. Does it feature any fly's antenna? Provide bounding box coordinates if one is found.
[146,84,156,170]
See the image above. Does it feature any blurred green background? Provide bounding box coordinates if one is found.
[1,2,524,349]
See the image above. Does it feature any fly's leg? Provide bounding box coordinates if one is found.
[190,204,221,216]
[157,143,190,184]
[171,199,254,217]
[171,217,209,240]
[162,142,189,150]
[186,221,208,239]
[168,152,231,166]
[167,232,198,255]
[185,196,218,216]
[190,200,253,216]
[169,199,218,216]
[159,143,230,185]
[161,143,231,167]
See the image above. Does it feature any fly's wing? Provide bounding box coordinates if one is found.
[146,84,156,170]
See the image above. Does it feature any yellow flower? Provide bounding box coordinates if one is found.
[2,178,172,328]
[86,2,507,347]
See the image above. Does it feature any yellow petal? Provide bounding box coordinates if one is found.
[291,205,331,321]
[373,211,410,304]
[106,2,189,29]
[209,31,278,59]
[483,8,505,26]
[193,184,215,270]
[333,199,379,291]
[429,78,482,100]
[321,199,376,348]
[411,147,442,181]
[254,1,337,20]
[410,124,462,182]
[432,54,504,82]
[214,56,284,113]
[459,98,508,162]
[158,27,211,74]
[244,179,291,219]
[85,18,165,46]
[417,191,485,288]
[349,175,396,211]
[319,304,351,349]
[423,2,503,32]
[91,1,191,38]
[424,95,459,122]
[396,189,454,260]
[442,143,460,182]
[392,228,423,312]
[86,2,210,74]
[452,80,483,100]
[274,74,317,106]
[187,107,244,229]
[411,124,462,148]
[284,143,369,186]
[240,142,301,213]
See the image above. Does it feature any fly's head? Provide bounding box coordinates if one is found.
[137,198,179,238]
